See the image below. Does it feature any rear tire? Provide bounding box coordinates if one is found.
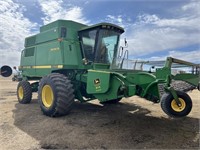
[17,81,32,104]
[161,91,192,118]
[38,73,74,117]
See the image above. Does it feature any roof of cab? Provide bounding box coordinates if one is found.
[79,22,124,33]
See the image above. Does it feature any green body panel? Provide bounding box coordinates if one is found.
[87,70,110,94]
[63,41,81,68]
[24,35,36,47]
[20,48,36,75]
[156,67,171,80]
[128,84,136,96]
[85,70,137,101]
[126,72,157,91]
[36,27,59,44]
[125,72,160,101]
[173,74,199,86]
[40,20,87,38]
[93,63,110,70]
[93,75,124,102]
[35,41,62,65]
[92,75,137,102]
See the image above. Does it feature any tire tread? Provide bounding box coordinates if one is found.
[17,81,32,104]
[38,73,74,117]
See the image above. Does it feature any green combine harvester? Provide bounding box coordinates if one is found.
[17,20,200,118]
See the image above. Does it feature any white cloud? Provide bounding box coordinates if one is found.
[107,15,123,23]
[120,1,200,63]
[125,23,200,56]
[136,13,200,30]
[38,0,89,25]
[168,50,200,62]
[0,0,90,67]
[0,0,38,67]
[149,50,200,63]
[0,51,21,67]
[105,15,132,29]
[182,0,200,13]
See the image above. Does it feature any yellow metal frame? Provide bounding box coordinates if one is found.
[171,98,186,112]
[19,65,63,69]
[42,85,54,108]
[18,86,24,100]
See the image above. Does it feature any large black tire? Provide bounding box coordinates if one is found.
[38,73,74,117]
[17,81,32,104]
[100,98,122,104]
[161,91,192,118]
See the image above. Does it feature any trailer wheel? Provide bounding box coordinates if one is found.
[38,73,74,117]
[161,91,192,118]
[100,98,122,104]
[17,81,32,104]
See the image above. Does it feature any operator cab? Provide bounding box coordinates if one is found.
[78,23,124,65]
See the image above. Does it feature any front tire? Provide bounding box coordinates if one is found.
[17,81,32,104]
[38,73,74,117]
[161,91,192,118]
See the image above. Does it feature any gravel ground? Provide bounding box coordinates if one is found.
[0,77,199,149]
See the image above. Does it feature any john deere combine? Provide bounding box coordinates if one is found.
[17,20,199,117]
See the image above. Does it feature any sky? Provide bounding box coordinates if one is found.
[0,0,200,67]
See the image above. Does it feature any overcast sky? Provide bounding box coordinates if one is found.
[0,0,200,67]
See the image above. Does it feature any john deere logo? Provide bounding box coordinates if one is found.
[94,79,100,85]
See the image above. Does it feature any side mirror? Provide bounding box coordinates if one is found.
[0,65,12,77]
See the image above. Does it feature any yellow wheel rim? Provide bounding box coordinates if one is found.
[18,86,24,100]
[171,98,186,112]
[42,85,54,108]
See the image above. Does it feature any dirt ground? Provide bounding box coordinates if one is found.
[0,77,199,150]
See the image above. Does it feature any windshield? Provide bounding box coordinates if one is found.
[79,28,121,64]
[95,30,120,63]
[80,29,97,62]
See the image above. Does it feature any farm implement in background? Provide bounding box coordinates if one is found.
[0,65,22,81]
[0,65,12,77]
